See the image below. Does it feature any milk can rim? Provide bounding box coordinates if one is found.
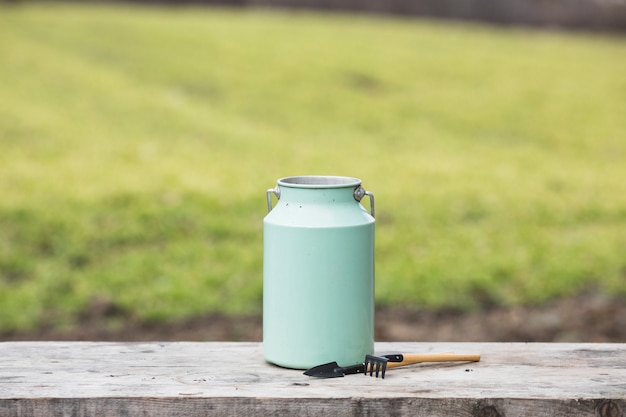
[277,176,361,189]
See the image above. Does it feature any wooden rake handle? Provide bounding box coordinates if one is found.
[387,353,481,369]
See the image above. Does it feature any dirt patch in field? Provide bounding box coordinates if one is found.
[3,292,625,342]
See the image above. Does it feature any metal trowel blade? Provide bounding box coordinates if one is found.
[303,361,366,378]
[303,361,345,378]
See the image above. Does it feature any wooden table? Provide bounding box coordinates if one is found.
[1,342,624,416]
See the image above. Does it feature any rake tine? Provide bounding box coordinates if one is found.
[365,355,389,379]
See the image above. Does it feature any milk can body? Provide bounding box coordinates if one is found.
[263,176,375,369]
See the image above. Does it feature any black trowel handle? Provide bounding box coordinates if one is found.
[339,363,367,376]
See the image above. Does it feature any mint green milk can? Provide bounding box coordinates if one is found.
[263,176,375,369]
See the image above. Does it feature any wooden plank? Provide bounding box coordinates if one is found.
[0,342,624,417]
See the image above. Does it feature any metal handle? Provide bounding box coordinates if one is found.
[266,186,280,212]
[354,186,375,217]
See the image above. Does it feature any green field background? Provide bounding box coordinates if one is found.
[1,2,625,334]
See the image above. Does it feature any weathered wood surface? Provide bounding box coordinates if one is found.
[0,342,624,417]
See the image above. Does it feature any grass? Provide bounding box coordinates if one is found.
[1,2,625,334]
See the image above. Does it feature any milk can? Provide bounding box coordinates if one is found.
[263,176,375,369]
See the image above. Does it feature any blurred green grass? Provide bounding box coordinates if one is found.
[1,2,625,334]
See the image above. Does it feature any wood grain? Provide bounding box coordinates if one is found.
[0,342,624,416]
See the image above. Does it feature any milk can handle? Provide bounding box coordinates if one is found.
[354,186,375,217]
[267,185,374,216]
[266,186,280,212]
